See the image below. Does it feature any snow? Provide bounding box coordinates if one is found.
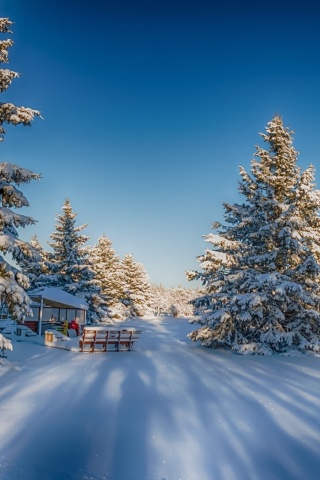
[1,316,320,480]
[30,287,89,310]
[0,332,12,350]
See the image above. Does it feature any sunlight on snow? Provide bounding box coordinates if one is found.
[1,317,320,480]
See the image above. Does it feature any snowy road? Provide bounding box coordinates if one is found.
[1,317,320,480]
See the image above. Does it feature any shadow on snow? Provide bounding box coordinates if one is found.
[0,317,320,480]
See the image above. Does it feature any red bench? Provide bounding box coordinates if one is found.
[79,327,142,353]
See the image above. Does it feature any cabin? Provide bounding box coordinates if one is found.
[23,287,88,335]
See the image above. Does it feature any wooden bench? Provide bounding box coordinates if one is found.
[118,329,143,351]
[79,326,142,353]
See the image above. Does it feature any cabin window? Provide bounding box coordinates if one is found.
[59,309,67,323]
[66,309,76,321]
[42,307,59,322]
[75,309,85,324]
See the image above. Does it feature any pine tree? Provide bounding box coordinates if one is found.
[89,235,124,304]
[122,254,152,317]
[188,116,320,354]
[17,234,49,291]
[88,235,126,319]
[47,199,106,321]
[0,18,41,320]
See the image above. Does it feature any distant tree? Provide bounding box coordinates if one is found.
[122,254,152,317]
[150,284,168,315]
[167,286,198,317]
[88,234,126,319]
[188,116,320,354]
[150,284,198,317]
[0,18,41,320]
[47,199,107,322]
[89,235,124,305]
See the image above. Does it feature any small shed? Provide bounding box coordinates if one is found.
[24,287,88,335]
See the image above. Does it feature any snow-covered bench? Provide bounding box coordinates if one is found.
[79,326,142,353]
[16,325,37,337]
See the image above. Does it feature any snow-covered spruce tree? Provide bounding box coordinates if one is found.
[17,234,50,291]
[89,234,124,304]
[122,254,152,317]
[47,199,108,322]
[188,116,320,354]
[0,18,41,320]
[88,235,126,319]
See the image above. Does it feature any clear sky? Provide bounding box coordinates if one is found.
[1,0,320,287]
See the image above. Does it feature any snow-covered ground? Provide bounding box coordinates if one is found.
[1,316,320,480]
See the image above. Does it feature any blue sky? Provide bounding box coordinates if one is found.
[1,0,320,287]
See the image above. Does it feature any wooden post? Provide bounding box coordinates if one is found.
[38,297,43,336]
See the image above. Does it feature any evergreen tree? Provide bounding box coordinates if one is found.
[88,234,126,319]
[47,199,106,322]
[0,18,41,320]
[89,234,124,305]
[122,254,152,317]
[17,234,49,291]
[188,116,320,354]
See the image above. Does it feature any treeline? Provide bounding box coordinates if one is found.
[18,199,196,322]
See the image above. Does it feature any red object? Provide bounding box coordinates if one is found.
[68,320,79,334]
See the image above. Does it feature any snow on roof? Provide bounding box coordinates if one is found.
[29,287,88,310]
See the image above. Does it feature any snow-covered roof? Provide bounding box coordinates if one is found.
[29,287,88,310]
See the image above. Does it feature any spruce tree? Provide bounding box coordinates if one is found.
[88,234,126,319]
[122,254,152,317]
[47,199,106,322]
[89,234,124,305]
[17,234,49,291]
[0,18,41,320]
[188,116,320,354]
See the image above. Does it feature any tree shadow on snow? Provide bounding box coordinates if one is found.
[0,317,320,480]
